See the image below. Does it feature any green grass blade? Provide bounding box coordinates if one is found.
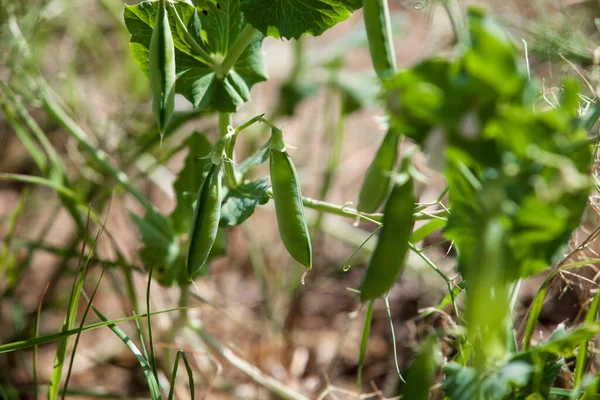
[61,267,107,400]
[0,82,65,178]
[0,88,48,172]
[523,288,546,351]
[357,300,374,389]
[0,188,28,283]
[146,264,159,383]
[0,306,187,354]
[573,290,600,394]
[168,350,195,400]
[39,84,152,211]
[0,173,82,203]
[48,216,99,400]
[86,300,162,400]
[34,283,50,400]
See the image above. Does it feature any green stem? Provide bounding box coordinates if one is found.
[267,190,448,224]
[314,89,345,230]
[220,113,237,187]
[217,24,257,79]
[290,38,304,80]
[163,284,190,370]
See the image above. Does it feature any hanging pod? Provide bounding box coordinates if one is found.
[359,155,415,302]
[269,128,312,269]
[357,131,399,213]
[363,0,397,80]
[187,162,222,280]
[149,0,176,134]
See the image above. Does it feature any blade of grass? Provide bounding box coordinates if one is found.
[572,290,600,395]
[357,300,374,389]
[48,213,100,400]
[0,83,86,235]
[84,298,162,400]
[147,264,159,383]
[61,267,107,400]
[33,283,50,400]
[167,350,195,400]
[1,237,144,273]
[0,306,188,354]
[39,84,152,211]
[0,188,28,284]
[0,89,47,172]
[0,173,82,203]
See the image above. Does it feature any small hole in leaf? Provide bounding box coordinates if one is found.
[216,3,221,9]
[202,9,208,15]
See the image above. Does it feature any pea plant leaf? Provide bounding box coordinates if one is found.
[239,0,362,40]
[170,132,213,234]
[220,177,270,226]
[131,209,181,286]
[124,0,267,112]
[237,145,270,177]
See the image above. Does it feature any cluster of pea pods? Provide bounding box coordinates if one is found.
[148,0,414,301]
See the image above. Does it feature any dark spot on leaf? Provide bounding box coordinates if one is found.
[217,3,221,9]
[202,9,208,15]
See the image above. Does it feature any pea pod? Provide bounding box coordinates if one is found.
[363,0,396,80]
[187,162,222,279]
[149,0,176,134]
[357,131,399,213]
[359,157,414,302]
[269,129,312,269]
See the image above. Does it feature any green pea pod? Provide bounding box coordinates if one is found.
[187,163,222,280]
[363,0,396,81]
[402,336,440,399]
[269,129,312,269]
[357,131,399,213]
[149,0,176,134]
[359,158,414,302]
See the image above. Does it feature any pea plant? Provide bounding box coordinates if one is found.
[2,0,600,398]
[123,0,600,397]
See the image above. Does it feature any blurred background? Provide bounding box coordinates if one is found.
[1,0,600,398]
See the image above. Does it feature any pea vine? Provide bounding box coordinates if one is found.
[118,0,600,397]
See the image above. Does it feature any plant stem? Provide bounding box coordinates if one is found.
[220,113,238,187]
[217,24,257,79]
[314,89,344,230]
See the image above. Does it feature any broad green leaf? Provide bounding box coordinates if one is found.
[131,209,180,286]
[239,0,361,40]
[443,361,537,400]
[124,0,267,112]
[220,177,270,226]
[171,132,213,234]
